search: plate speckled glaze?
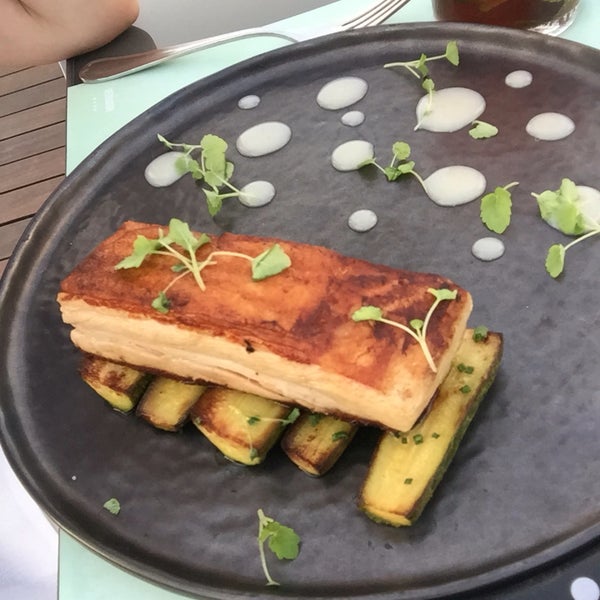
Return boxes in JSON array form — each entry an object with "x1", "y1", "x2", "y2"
[{"x1": 1, "y1": 23, "x2": 599, "y2": 600}]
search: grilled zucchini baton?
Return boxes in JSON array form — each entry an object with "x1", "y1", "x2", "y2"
[{"x1": 359, "y1": 329, "x2": 503, "y2": 526}]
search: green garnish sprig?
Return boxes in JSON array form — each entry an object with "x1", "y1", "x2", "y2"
[
  {"x1": 480, "y1": 182, "x2": 519, "y2": 234},
  {"x1": 532, "y1": 178, "x2": 600, "y2": 278},
  {"x1": 384, "y1": 41, "x2": 459, "y2": 113},
  {"x1": 352, "y1": 288, "x2": 458, "y2": 373},
  {"x1": 257, "y1": 509, "x2": 300, "y2": 586},
  {"x1": 158, "y1": 133, "x2": 243, "y2": 217},
  {"x1": 115, "y1": 218, "x2": 291, "y2": 313},
  {"x1": 359, "y1": 141, "x2": 427, "y2": 191}
]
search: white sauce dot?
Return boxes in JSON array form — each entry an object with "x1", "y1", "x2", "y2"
[
  {"x1": 331, "y1": 140, "x2": 374, "y2": 172},
  {"x1": 348, "y1": 209, "x2": 377, "y2": 232},
  {"x1": 341, "y1": 110, "x2": 365, "y2": 127},
  {"x1": 237, "y1": 94, "x2": 260, "y2": 110},
  {"x1": 239, "y1": 180, "x2": 276, "y2": 207},
  {"x1": 317, "y1": 77, "x2": 368, "y2": 110},
  {"x1": 526, "y1": 112, "x2": 575, "y2": 141},
  {"x1": 571, "y1": 577, "x2": 600, "y2": 600},
  {"x1": 236, "y1": 121, "x2": 292, "y2": 157},
  {"x1": 424, "y1": 166, "x2": 487, "y2": 206},
  {"x1": 505, "y1": 70, "x2": 533, "y2": 88},
  {"x1": 416, "y1": 87, "x2": 486, "y2": 132},
  {"x1": 472, "y1": 237, "x2": 505, "y2": 261},
  {"x1": 144, "y1": 151, "x2": 186, "y2": 187}
]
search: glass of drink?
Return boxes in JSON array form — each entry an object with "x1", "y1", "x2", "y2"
[{"x1": 432, "y1": 0, "x2": 580, "y2": 35}]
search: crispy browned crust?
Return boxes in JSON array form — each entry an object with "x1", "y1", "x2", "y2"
[{"x1": 58, "y1": 221, "x2": 473, "y2": 431}]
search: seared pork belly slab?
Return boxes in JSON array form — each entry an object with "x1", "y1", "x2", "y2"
[{"x1": 57, "y1": 221, "x2": 472, "y2": 432}]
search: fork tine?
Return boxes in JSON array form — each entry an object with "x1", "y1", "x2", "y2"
[{"x1": 342, "y1": 0, "x2": 410, "y2": 29}]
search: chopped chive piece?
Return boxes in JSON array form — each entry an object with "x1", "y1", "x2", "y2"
[
  {"x1": 247, "y1": 416, "x2": 261, "y2": 425},
  {"x1": 472, "y1": 326, "x2": 489, "y2": 342},
  {"x1": 309, "y1": 413, "x2": 323, "y2": 427},
  {"x1": 249, "y1": 447, "x2": 259, "y2": 460},
  {"x1": 404, "y1": 478, "x2": 413, "y2": 485},
  {"x1": 431, "y1": 432, "x2": 440, "y2": 439},
  {"x1": 331, "y1": 430, "x2": 349, "y2": 441},
  {"x1": 401, "y1": 436, "x2": 408, "y2": 444},
  {"x1": 413, "y1": 434, "x2": 424, "y2": 445},
  {"x1": 457, "y1": 363, "x2": 474, "y2": 374},
  {"x1": 459, "y1": 385, "x2": 472, "y2": 394}
]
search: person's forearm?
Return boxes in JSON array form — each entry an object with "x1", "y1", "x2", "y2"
[{"x1": 1, "y1": 0, "x2": 139, "y2": 67}]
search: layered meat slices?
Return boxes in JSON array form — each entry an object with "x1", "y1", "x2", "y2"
[{"x1": 57, "y1": 221, "x2": 472, "y2": 432}]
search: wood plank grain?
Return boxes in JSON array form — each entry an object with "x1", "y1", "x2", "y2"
[
  {"x1": 0, "y1": 175, "x2": 63, "y2": 223},
  {"x1": 0, "y1": 121, "x2": 65, "y2": 165},
  {"x1": 0, "y1": 218, "x2": 30, "y2": 260},
  {"x1": 0, "y1": 78, "x2": 66, "y2": 119},
  {"x1": 0, "y1": 64, "x2": 63, "y2": 97},
  {"x1": 0, "y1": 98, "x2": 65, "y2": 141},
  {"x1": 0, "y1": 147, "x2": 65, "y2": 194},
  {"x1": 0, "y1": 66, "x2": 27, "y2": 77}
]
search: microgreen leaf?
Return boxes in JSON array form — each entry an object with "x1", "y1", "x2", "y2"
[
  {"x1": 257, "y1": 509, "x2": 300, "y2": 586},
  {"x1": 204, "y1": 189, "x2": 223, "y2": 217},
  {"x1": 352, "y1": 306, "x2": 384, "y2": 322},
  {"x1": 480, "y1": 183, "x2": 518, "y2": 234},
  {"x1": 251, "y1": 244, "x2": 292, "y2": 281},
  {"x1": 114, "y1": 235, "x2": 162, "y2": 270},
  {"x1": 392, "y1": 141, "x2": 411, "y2": 161},
  {"x1": 103, "y1": 498, "x2": 121, "y2": 515},
  {"x1": 151, "y1": 291, "x2": 170, "y2": 314},
  {"x1": 167, "y1": 218, "x2": 207, "y2": 252},
  {"x1": 545, "y1": 243, "x2": 566, "y2": 278},
  {"x1": 445, "y1": 41, "x2": 460, "y2": 66},
  {"x1": 469, "y1": 120, "x2": 499, "y2": 139}
]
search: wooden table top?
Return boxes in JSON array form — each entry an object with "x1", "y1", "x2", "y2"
[{"x1": 0, "y1": 63, "x2": 66, "y2": 278}]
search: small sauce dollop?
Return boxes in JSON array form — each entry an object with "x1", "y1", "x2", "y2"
[
  {"x1": 236, "y1": 121, "x2": 292, "y2": 157},
  {"x1": 424, "y1": 166, "x2": 487, "y2": 206},
  {"x1": 341, "y1": 110, "x2": 365, "y2": 127},
  {"x1": 317, "y1": 77, "x2": 368, "y2": 110},
  {"x1": 239, "y1": 181, "x2": 276, "y2": 207},
  {"x1": 416, "y1": 87, "x2": 486, "y2": 132},
  {"x1": 237, "y1": 94, "x2": 261, "y2": 110},
  {"x1": 505, "y1": 70, "x2": 533, "y2": 88},
  {"x1": 144, "y1": 151, "x2": 186, "y2": 187},
  {"x1": 526, "y1": 112, "x2": 575, "y2": 141},
  {"x1": 348, "y1": 209, "x2": 377, "y2": 232},
  {"x1": 331, "y1": 140, "x2": 374, "y2": 172},
  {"x1": 472, "y1": 237, "x2": 505, "y2": 261}
]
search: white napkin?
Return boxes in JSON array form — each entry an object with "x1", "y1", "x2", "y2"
[{"x1": 0, "y1": 448, "x2": 58, "y2": 600}]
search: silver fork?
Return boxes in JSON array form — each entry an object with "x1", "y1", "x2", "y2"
[{"x1": 79, "y1": 0, "x2": 413, "y2": 83}]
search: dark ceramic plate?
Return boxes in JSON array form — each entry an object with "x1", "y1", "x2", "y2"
[{"x1": 1, "y1": 23, "x2": 599, "y2": 600}]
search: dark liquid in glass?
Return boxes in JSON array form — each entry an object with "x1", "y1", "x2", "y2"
[{"x1": 432, "y1": 0, "x2": 578, "y2": 30}]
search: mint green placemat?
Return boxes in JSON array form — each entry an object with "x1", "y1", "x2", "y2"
[
  {"x1": 65, "y1": 0, "x2": 433, "y2": 174},
  {"x1": 60, "y1": 1, "x2": 598, "y2": 598}
]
